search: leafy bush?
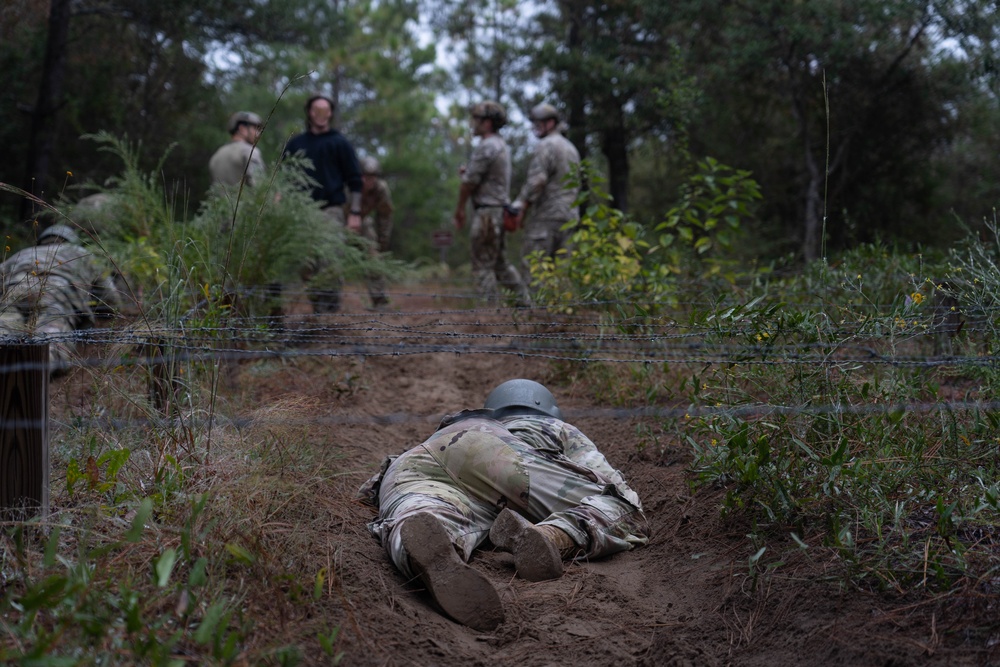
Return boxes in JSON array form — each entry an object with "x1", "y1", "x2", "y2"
[
  {"x1": 77, "y1": 132, "x2": 406, "y2": 321},
  {"x1": 528, "y1": 158, "x2": 761, "y2": 316}
]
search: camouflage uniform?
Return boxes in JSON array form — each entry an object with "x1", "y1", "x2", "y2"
[
  {"x1": 358, "y1": 412, "x2": 649, "y2": 579},
  {"x1": 0, "y1": 242, "x2": 120, "y2": 367},
  {"x1": 359, "y1": 177, "x2": 394, "y2": 307},
  {"x1": 462, "y1": 135, "x2": 530, "y2": 305},
  {"x1": 209, "y1": 140, "x2": 265, "y2": 188},
  {"x1": 514, "y1": 131, "x2": 581, "y2": 282},
  {"x1": 303, "y1": 206, "x2": 347, "y2": 313}
]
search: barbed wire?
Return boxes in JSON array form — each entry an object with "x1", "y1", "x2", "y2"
[
  {"x1": 4, "y1": 285, "x2": 1000, "y2": 432},
  {"x1": 6, "y1": 397, "x2": 999, "y2": 433},
  {"x1": 3, "y1": 284, "x2": 997, "y2": 375}
]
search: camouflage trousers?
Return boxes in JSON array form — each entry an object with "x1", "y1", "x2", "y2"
[
  {"x1": 521, "y1": 216, "x2": 575, "y2": 288},
  {"x1": 470, "y1": 207, "x2": 530, "y2": 306},
  {"x1": 303, "y1": 206, "x2": 346, "y2": 313},
  {"x1": 363, "y1": 417, "x2": 649, "y2": 579},
  {"x1": 0, "y1": 273, "x2": 79, "y2": 366},
  {"x1": 359, "y1": 215, "x2": 388, "y2": 308}
]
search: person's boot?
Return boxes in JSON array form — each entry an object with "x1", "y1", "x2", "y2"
[
  {"x1": 399, "y1": 513, "x2": 504, "y2": 631},
  {"x1": 489, "y1": 508, "x2": 575, "y2": 582}
]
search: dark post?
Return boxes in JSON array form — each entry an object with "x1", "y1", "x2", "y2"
[{"x1": 0, "y1": 343, "x2": 49, "y2": 520}]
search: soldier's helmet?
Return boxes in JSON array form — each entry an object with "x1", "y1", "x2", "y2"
[
  {"x1": 360, "y1": 156, "x2": 381, "y2": 176},
  {"x1": 471, "y1": 100, "x2": 507, "y2": 130},
  {"x1": 228, "y1": 111, "x2": 263, "y2": 135},
  {"x1": 38, "y1": 224, "x2": 80, "y2": 246},
  {"x1": 529, "y1": 103, "x2": 561, "y2": 123},
  {"x1": 484, "y1": 379, "x2": 562, "y2": 420}
]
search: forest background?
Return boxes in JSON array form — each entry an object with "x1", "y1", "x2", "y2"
[
  {"x1": 3, "y1": 0, "x2": 1000, "y2": 266},
  {"x1": 7, "y1": 2, "x2": 1000, "y2": 663}
]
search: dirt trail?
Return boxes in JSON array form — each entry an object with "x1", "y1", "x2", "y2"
[
  {"x1": 255, "y1": 285, "x2": 991, "y2": 666},
  {"x1": 58, "y1": 283, "x2": 993, "y2": 665}
]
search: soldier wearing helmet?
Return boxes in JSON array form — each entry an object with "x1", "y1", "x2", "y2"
[
  {"x1": 453, "y1": 100, "x2": 530, "y2": 306},
  {"x1": 0, "y1": 225, "x2": 123, "y2": 373},
  {"x1": 510, "y1": 101, "x2": 582, "y2": 287},
  {"x1": 209, "y1": 110, "x2": 265, "y2": 188},
  {"x1": 282, "y1": 92, "x2": 364, "y2": 313},
  {"x1": 357, "y1": 155, "x2": 394, "y2": 309},
  {"x1": 358, "y1": 378, "x2": 649, "y2": 630}
]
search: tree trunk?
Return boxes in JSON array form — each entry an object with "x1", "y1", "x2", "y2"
[
  {"x1": 21, "y1": 0, "x2": 72, "y2": 223},
  {"x1": 601, "y1": 104, "x2": 629, "y2": 212},
  {"x1": 563, "y1": 0, "x2": 587, "y2": 161},
  {"x1": 789, "y1": 78, "x2": 823, "y2": 262},
  {"x1": 802, "y1": 150, "x2": 823, "y2": 262}
]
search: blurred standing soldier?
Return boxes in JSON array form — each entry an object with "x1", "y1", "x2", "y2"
[
  {"x1": 209, "y1": 111, "x2": 265, "y2": 188},
  {"x1": 359, "y1": 156, "x2": 393, "y2": 309},
  {"x1": 510, "y1": 103, "x2": 581, "y2": 287},
  {"x1": 283, "y1": 93, "x2": 364, "y2": 313},
  {"x1": 453, "y1": 101, "x2": 531, "y2": 307},
  {"x1": 0, "y1": 225, "x2": 121, "y2": 373}
]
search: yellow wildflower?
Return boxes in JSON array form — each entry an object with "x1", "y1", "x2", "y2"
[{"x1": 910, "y1": 292, "x2": 924, "y2": 305}]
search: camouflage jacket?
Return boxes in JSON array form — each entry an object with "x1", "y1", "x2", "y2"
[
  {"x1": 461, "y1": 134, "x2": 510, "y2": 208},
  {"x1": 209, "y1": 140, "x2": 265, "y2": 188},
  {"x1": 514, "y1": 132, "x2": 581, "y2": 223},
  {"x1": 360, "y1": 178, "x2": 394, "y2": 252},
  {"x1": 358, "y1": 410, "x2": 643, "y2": 514},
  {"x1": 0, "y1": 243, "x2": 121, "y2": 324}
]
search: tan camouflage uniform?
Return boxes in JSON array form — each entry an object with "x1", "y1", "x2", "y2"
[
  {"x1": 0, "y1": 243, "x2": 120, "y2": 367},
  {"x1": 359, "y1": 177, "x2": 394, "y2": 307},
  {"x1": 209, "y1": 140, "x2": 265, "y2": 188},
  {"x1": 462, "y1": 135, "x2": 530, "y2": 305},
  {"x1": 514, "y1": 131, "x2": 581, "y2": 283},
  {"x1": 358, "y1": 412, "x2": 649, "y2": 579}
]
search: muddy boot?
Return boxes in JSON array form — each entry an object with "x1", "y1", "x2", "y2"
[
  {"x1": 399, "y1": 513, "x2": 504, "y2": 631},
  {"x1": 489, "y1": 508, "x2": 572, "y2": 582}
]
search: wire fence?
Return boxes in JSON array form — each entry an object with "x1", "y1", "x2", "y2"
[{"x1": 4, "y1": 283, "x2": 998, "y2": 430}]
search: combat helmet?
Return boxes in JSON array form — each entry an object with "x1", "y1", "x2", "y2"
[
  {"x1": 484, "y1": 379, "x2": 562, "y2": 420},
  {"x1": 38, "y1": 224, "x2": 80, "y2": 246},
  {"x1": 471, "y1": 100, "x2": 507, "y2": 130},
  {"x1": 360, "y1": 156, "x2": 381, "y2": 176},
  {"x1": 528, "y1": 103, "x2": 561, "y2": 123},
  {"x1": 228, "y1": 110, "x2": 262, "y2": 135}
]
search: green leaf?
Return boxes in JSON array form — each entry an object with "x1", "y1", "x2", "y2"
[
  {"x1": 17, "y1": 575, "x2": 68, "y2": 611},
  {"x1": 43, "y1": 527, "x2": 60, "y2": 568},
  {"x1": 314, "y1": 567, "x2": 326, "y2": 600},
  {"x1": 155, "y1": 548, "x2": 178, "y2": 588},
  {"x1": 887, "y1": 406, "x2": 906, "y2": 425},
  {"x1": 98, "y1": 448, "x2": 131, "y2": 482},
  {"x1": 224, "y1": 542, "x2": 256, "y2": 565},
  {"x1": 189, "y1": 557, "x2": 209, "y2": 588},
  {"x1": 126, "y1": 498, "x2": 153, "y2": 542},
  {"x1": 194, "y1": 601, "x2": 227, "y2": 645}
]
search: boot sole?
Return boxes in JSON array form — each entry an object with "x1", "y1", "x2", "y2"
[
  {"x1": 400, "y1": 513, "x2": 504, "y2": 631},
  {"x1": 489, "y1": 509, "x2": 563, "y2": 582}
]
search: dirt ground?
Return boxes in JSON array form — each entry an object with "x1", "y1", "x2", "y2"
[{"x1": 58, "y1": 283, "x2": 1000, "y2": 666}]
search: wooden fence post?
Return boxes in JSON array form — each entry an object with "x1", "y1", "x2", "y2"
[{"x1": 0, "y1": 343, "x2": 49, "y2": 520}]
